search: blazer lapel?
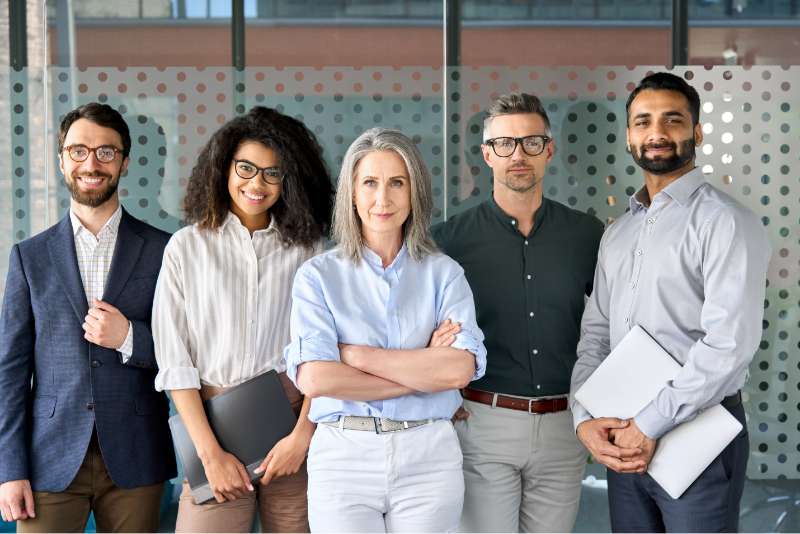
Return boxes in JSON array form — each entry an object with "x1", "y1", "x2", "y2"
[
  {"x1": 103, "y1": 209, "x2": 144, "y2": 304},
  {"x1": 48, "y1": 216, "x2": 89, "y2": 323}
]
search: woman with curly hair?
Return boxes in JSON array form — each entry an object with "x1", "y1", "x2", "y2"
[{"x1": 152, "y1": 106, "x2": 333, "y2": 532}]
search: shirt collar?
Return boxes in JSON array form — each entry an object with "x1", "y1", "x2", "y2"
[
  {"x1": 662, "y1": 167, "x2": 706, "y2": 206},
  {"x1": 70, "y1": 204, "x2": 123, "y2": 238},
  {"x1": 628, "y1": 167, "x2": 706, "y2": 213},
  {"x1": 487, "y1": 194, "x2": 550, "y2": 235},
  {"x1": 362, "y1": 242, "x2": 407, "y2": 273},
  {"x1": 219, "y1": 211, "x2": 279, "y2": 236}
]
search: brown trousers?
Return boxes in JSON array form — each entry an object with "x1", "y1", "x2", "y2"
[
  {"x1": 175, "y1": 372, "x2": 309, "y2": 533},
  {"x1": 17, "y1": 433, "x2": 164, "y2": 533}
]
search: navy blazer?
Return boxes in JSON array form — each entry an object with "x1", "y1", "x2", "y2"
[{"x1": 0, "y1": 209, "x2": 177, "y2": 491}]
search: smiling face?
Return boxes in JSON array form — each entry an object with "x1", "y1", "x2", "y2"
[
  {"x1": 59, "y1": 118, "x2": 128, "y2": 209},
  {"x1": 227, "y1": 140, "x2": 282, "y2": 229},
  {"x1": 626, "y1": 89, "x2": 702, "y2": 176},
  {"x1": 482, "y1": 113, "x2": 553, "y2": 194},
  {"x1": 353, "y1": 150, "x2": 412, "y2": 245}
]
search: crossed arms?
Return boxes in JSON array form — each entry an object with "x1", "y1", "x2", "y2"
[{"x1": 297, "y1": 320, "x2": 475, "y2": 400}]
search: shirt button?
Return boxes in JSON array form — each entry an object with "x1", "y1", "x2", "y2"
[
  {"x1": 536, "y1": 385, "x2": 541, "y2": 390},
  {"x1": 524, "y1": 240, "x2": 529, "y2": 246},
  {"x1": 647, "y1": 217, "x2": 655, "y2": 224},
  {"x1": 511, "y1": 220, "x2": 516, "y2": 226},
  {"x1": 86, "y1": 403, "x2": 95, "y2": 411},
  {"x1": 526, "y1": 274, "x2": 532, "y2": 280},
  {"x1": 625, "y1": 317, "x2": 631, "y2": 324},
  {"x1": 635, "y1": 249, "x2": 643, "y2": 256},
  {"x1": 529, "y1": 312, "x2": 534, "y2": 318},
  {"x1": 91, "y1": 360, "x2": 101, "y2": 368},
  {"x1": 532, "y1": 349, "x2": 539, "y2": 355}
]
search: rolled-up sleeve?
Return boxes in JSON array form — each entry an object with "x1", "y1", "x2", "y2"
[
  {"x1": 634, "y1": 207, "x2": 770, "y2": 439},
  {"x1": 437, "y1": 268, "x2": 487, "y2": 380},
  {"x1": 284, "y1": 264, "x2": 341, "y2": 386},
  {"x1": 152, "y1": 239, "x2": 200, "y2": 391}
]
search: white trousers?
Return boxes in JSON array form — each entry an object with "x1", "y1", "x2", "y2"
[
  {"x1": 307, "y1": 419, "x2": 464, "y2": 533},
  {"x1": 456, "y1": 399, "x2": 588, "y2": 533}
]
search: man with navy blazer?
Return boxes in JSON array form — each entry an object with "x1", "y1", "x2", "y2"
[{"x1": 0, "y1": 103, "x2": 175, "y2": 532}]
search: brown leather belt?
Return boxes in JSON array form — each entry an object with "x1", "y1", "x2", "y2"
[{"x1": 462, "y1": 387, "x2": 568, "y2": 414}]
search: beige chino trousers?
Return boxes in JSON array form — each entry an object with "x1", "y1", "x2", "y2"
[{"x1": 456, "y1": 398, "x2": 587, "y2": 533}]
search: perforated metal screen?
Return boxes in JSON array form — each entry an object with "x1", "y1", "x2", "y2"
[{"x1": 2, "y1": 65, "x2": 797, "y2": 479}]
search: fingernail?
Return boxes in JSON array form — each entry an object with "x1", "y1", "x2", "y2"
[{"x1": 254, "y1": 467, "x2": 262, "y2": 473}]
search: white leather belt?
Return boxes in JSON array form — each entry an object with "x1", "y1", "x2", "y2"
[{"x1": 321, "y1": 416, "x2": 434, "y2": 434}]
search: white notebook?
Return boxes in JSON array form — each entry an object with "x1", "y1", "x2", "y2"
[{"x1": 574, "y1": 325, "x2": 742, "y2": 499}]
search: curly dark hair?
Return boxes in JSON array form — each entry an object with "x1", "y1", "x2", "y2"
[
  {"x1": 183, "y1": 106, "x2": 334, "y2": 247},
  {"x1": 59, "y1": 102, "x2": 131, "y2": 158}
]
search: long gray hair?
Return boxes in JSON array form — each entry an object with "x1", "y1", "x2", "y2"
[{"x1": 333, "y1": 128, "x2": 438, "y2": 263}]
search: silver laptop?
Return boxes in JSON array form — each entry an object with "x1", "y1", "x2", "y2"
[
  {"x1": 169, "y1": 370, "x2": 297, "y2": 504},
  {"x1": 574, "y1": 325, "x2": 742, "y2": 499}
]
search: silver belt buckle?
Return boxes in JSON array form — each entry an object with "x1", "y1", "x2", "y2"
[
  {"x1": 374, "y1": 417, "x2": 384, "y2": 434},
  {"x1": 527, "y1": 397, "x2": 547, "y2": 413}
]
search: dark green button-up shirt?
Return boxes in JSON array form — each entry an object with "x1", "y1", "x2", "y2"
[{"x1": 433, "y1": 196, "x2": 604, "y2": 397}]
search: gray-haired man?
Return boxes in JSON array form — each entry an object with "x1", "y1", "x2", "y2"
[{"x1": 433, "y1": 93, "x2": 604, "y2": 532}]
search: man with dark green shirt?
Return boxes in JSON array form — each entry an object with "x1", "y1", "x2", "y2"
[{"x1": 433, "y1": 93, "x2": 604, "y2": 533}]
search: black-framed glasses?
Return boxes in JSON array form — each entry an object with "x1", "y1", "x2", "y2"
[
  {"x1": 233, "y1": 160, "x2": 284, "y2": 185},
  {"x1": 485, "y1": 135, "x2": 551, "y2": 157},
  {"x1": 62, "y1": 144, "x2": 122, "y2": 163}
]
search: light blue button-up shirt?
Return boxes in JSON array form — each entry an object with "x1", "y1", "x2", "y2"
[
  {"x1": 570, "y1": 168, "x2": 771, "y2": 439},
  {"x1": 284, "y1": 244, "x2": 487, "y2": 423}
]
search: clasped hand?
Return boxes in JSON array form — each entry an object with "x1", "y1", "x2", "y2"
[{"x1": 576, "y1": 417, "x2": 656, "y2": 474}]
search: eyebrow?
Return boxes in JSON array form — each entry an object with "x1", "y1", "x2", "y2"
[
  {"x1": 236, "y1": 159, "x2": 279, "y2": 168},
  {"x1": 632, "y1": 110, "x2": 687, "y2": 120},
  {"x1": 360, "y1": 175, "x2": 408, "y2": 180},
  {"x1": 66, "y1": 143, "x2": 120, "y2": 148}
]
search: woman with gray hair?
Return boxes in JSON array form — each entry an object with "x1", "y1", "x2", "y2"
[{"x1": 284, "y1": 128, "x2": 487, "y2": 532}]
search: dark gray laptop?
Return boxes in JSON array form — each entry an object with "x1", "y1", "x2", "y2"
[{"x1": 168, "y1": 370, "x2": 297, "y2": 504}]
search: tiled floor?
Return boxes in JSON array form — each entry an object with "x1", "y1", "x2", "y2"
[
  {"x1": 155, "y1": 464, "x2": 800, "y2": 532},
  {"x1": 575, "y1": 464, "x2": 800, "y2": 532}
]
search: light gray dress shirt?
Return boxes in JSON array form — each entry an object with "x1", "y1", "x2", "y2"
[{"x1": 570, "y1": 167, "x2": 771, "y2": 439}]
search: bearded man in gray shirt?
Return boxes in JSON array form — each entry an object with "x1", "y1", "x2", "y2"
[{"x1": 570, "y1": 72, "x2": 771, "y2": 532}]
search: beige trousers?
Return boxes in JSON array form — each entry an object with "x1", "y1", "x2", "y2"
[
  {"x1": 456, "y1": 398, "x2": 588, "y2": 533},
  {"x1": 175, "y1": 467, "x2": 309, "y2": 533}
]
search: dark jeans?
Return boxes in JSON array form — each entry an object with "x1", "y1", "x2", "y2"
[{"x1": 607, "y1": 401, "x2": 748, "y2": 533}]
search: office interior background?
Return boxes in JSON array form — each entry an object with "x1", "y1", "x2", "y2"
[{"x1": 0, "y1": 0, "x2": 798, "y2": 531}]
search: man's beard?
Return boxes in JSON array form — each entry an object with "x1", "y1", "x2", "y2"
[
  {"x1": 66, "y1": 171, "x2": 120, "y2": 207},
  {"x1": 631, "y1": 138, "x2": 695, "y2": 175},
  {"x1": 499, "y1": 167, "x2": 542, "y2": 193}
]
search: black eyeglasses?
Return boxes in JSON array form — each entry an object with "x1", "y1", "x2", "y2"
[
  {"x1": 233, "y1": 160, "x2": 284, "y2": 185},
  {"x1": 485, "y1": 135, "x2": 551, "y2": 157},
  {"x1": 62, "y1": 144, "x2": 123, "y2": 163}
]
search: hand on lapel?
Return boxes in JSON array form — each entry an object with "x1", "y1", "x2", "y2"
[{"x1": 83, "y1": 299, "x2": 130, "y2": 350}]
